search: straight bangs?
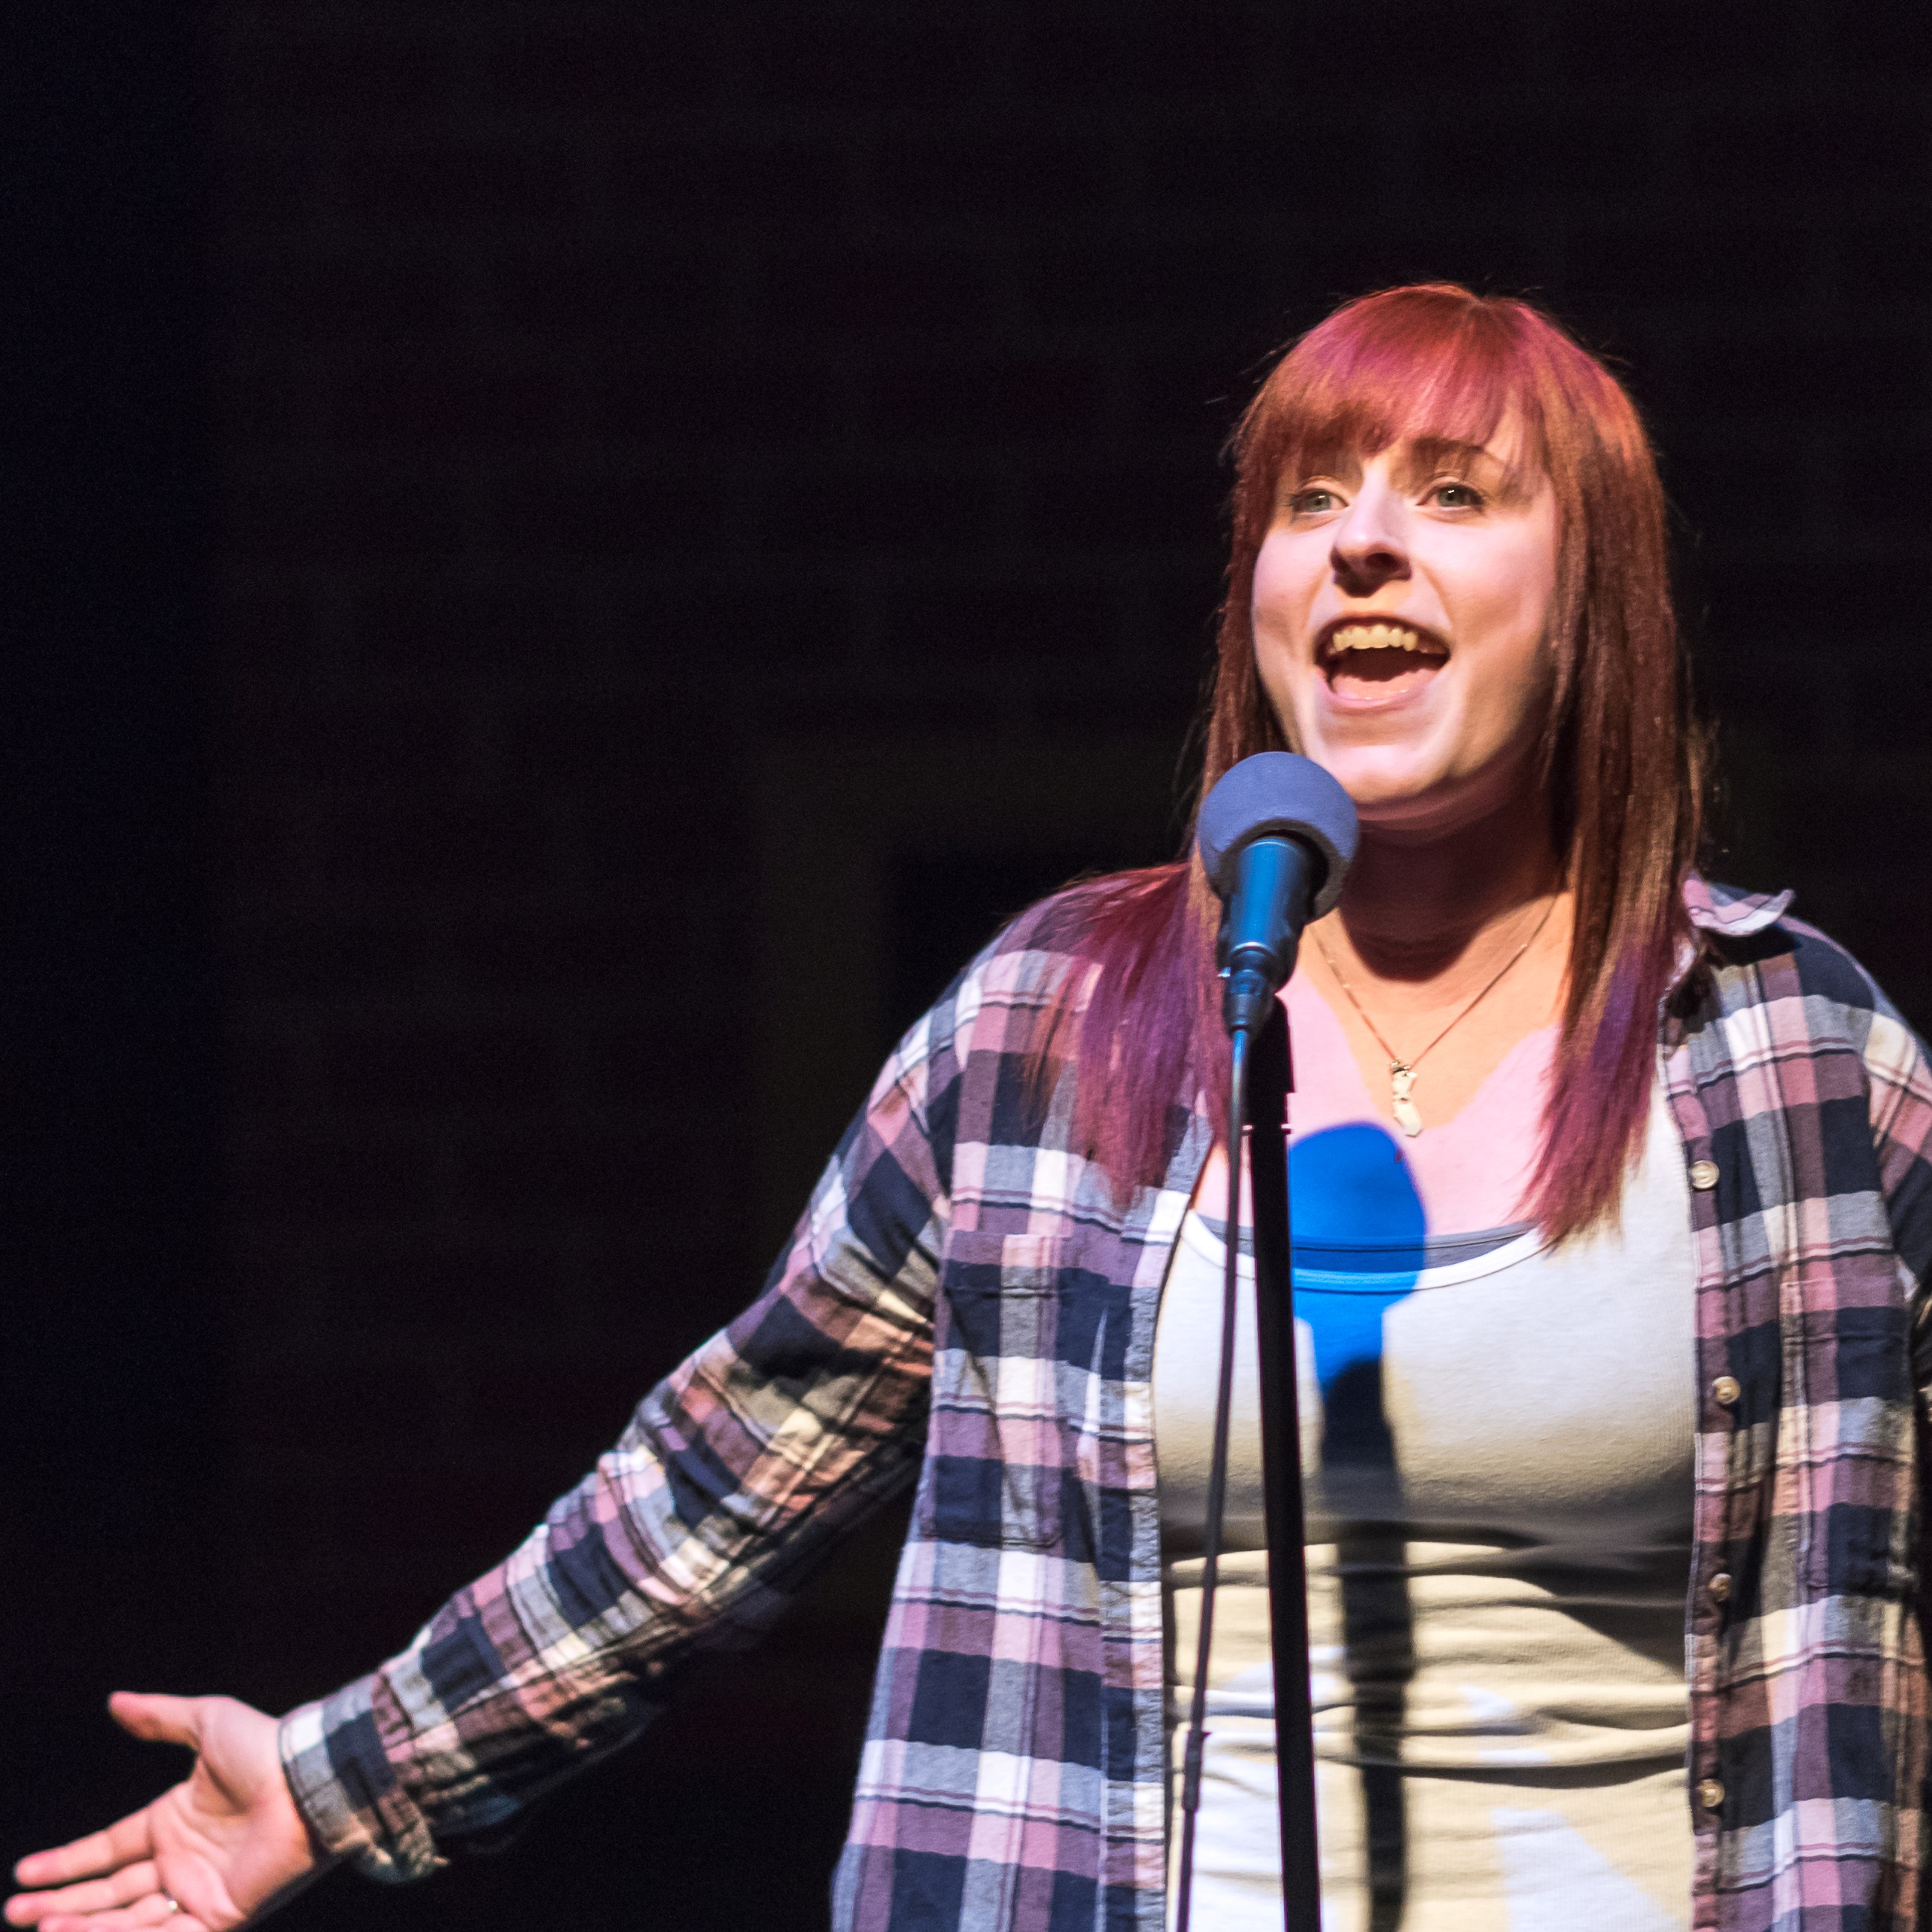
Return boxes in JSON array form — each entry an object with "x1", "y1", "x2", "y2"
[{"x1": 1232, "y1": 298, "x2": 1544, "y2": 557}]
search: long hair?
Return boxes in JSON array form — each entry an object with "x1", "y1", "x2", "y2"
[{"x1": 1026, "y1": 284, "x2": 1703, "y2": 1243}]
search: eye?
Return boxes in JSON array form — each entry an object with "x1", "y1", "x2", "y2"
[
  {"x1": 1288, "y1": 485, "x2": 1344, "y2": 517},
  {"x1": 1426, "y1": 479, "x2": 1485, "y2": 511}
]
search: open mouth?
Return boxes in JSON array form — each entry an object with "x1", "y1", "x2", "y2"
[{"x1": 1317, "y1": 620, "x2": 1450, "y2": 704}]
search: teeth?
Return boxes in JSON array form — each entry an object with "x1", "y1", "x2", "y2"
[{"x1": 1326, "y1": 623, "x2": 1442, "y2": 655}]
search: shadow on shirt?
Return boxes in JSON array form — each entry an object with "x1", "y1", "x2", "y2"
[{"x1": 1292, "y1": 1122, "x2": 1427, "y2": 1932}]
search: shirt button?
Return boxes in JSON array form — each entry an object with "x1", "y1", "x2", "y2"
[
  {"x1": 1707, "y1": 1572, "x2": 1732, "y2": 1602},
  {"x1": 1689, "y1": 1159, "x2": 1720, "y2": 1191},
  {"x1": 1711, "y1": 1375, "x2": 1741, "y2": 1408},
  {"x1": 1697, "y1": 1778, "x2": 1725, "y2": 1811}
]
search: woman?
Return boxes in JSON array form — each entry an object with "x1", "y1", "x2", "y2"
[{"x1": 11, "y1": 284, "x2": 1932, "y2": 1932}]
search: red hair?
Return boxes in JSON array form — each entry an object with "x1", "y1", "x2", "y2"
[{"x1": 1026, "y1": 284, "x2": 1703, "y2": 1242}]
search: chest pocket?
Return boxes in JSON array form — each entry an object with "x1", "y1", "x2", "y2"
[{"x1": 917, "y1": 1231, "x2": 1067, "y2": 1550}]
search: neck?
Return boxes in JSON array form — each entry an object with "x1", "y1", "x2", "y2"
[{"x1": 1328, "y1": 786, "x2": 1562, "y2": 983}]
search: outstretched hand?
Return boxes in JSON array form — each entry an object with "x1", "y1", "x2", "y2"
[{"x1": 7, "y1": 1694, "x2": 327, "y2": 1931}]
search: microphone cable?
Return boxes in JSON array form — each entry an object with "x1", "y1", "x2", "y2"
[{"x1": 1174, "y1": 1021, "x2": 1252, "y2": 1932}]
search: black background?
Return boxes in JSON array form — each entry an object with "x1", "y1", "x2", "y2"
[{"x1": 5, "y1": 4, "x2": 1931, "y2": 1928}]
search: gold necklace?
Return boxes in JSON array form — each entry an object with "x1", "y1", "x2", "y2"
[{"x1": 1312, "y1": 896, "x2": 1559, "y2": 1139}]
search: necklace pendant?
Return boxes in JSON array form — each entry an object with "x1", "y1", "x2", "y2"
[{"x1": 1389, "y1": 1063, "x2": 1424, "y2": 1139}]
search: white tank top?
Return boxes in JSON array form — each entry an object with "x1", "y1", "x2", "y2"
[{"x1": 1155, "y1": 1076, "x2": 1697, "y2": 1931}]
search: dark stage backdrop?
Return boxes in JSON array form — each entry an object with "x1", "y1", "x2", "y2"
[
  {"x1": 6, "y1": 4, "x2": 1932, "y2": 1928},
  {"x1": 0, "y1": 0, "x2": 222, "y2": 1870}
]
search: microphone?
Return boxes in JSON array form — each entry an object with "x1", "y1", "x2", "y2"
[{"x1": 1196, "y1": 751, "x2": 1359, "y2": 1035}]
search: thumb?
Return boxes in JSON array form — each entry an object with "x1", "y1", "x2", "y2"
[{"x1": 108, "y1": 1691, "x2": 206, "y2": 1750}]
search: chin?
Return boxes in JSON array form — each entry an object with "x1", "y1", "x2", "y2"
[
  {"x1": 1304, "y1": 740, "x2": 1450, "y2": 808},
  {"x1": 1335, "y1": 750, "x2": 1534, "y2": 840}
]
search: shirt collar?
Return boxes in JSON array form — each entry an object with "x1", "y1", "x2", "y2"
[
  {"x1": 1683, "y1": 874, "x2": 1793, "y2": 937},
  {"x1": 1666, "y1": 874, "x2": 1794, "y2": 1009}
]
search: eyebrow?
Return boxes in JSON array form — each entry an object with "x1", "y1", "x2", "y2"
[
  {"x1": 1280, "y1": 436, "x2": 1533, "y2": 505},
  {"x1": 1392, "y1": 437, "x2": 1525, "y2": 494}
]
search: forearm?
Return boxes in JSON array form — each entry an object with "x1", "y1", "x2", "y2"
[
  {"x1": 280, "y1": 1226, "x2": 936, "y2": 1874},
  {"x1": 278, "y1": 1521, "x2": 680, "y2": 1889}
]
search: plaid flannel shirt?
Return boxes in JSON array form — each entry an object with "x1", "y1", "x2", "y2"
[{"x1": 281, "y1": 878, "x2": 1932, "y2": 1932}]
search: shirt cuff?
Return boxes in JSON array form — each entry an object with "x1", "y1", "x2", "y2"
[{"x1": 278, "y1": 1677, "x2": 445, "y2": 1884}]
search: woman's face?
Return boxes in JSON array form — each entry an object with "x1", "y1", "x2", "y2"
[{"x1": 1251, "y1": 425, "x2": 1561, "y2": 836}]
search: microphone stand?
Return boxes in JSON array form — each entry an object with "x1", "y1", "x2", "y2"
[
  {"x1": 1248, "y1": 1001, "x2": 1322, "y2": 1928},
  {"x1": 1175, "y1": 997, "x2": 1320, "y2": 1932}
]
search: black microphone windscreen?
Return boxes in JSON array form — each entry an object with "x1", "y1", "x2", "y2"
[{"x1": 1196, "y1": 752, "x2": 1359, "y2": 917}]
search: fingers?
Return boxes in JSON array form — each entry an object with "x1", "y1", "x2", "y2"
[
  {"x1": 32, "y1": 1901, "x2": 203, "y2": 1932},
  {"x1": 12, "y1": 1812, "x2": 154, "y2": 1893},
  {"x1": 6, "y1": 1859, "x2": 167, "y2": 1923},
  {"x1": 13, "y1": 1697, "x2": 204, "y2": 1893},
  {"x1": 8, "y1": 1860, "x2": 200, "y2": 1931},
  {"x1": 106, "y1": 1697, "x2": 205, "y2": 1752}
]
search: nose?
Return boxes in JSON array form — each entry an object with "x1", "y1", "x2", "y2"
[{"x1": 1329, "y1": 485, "x2": 1411, "y2": 597}]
